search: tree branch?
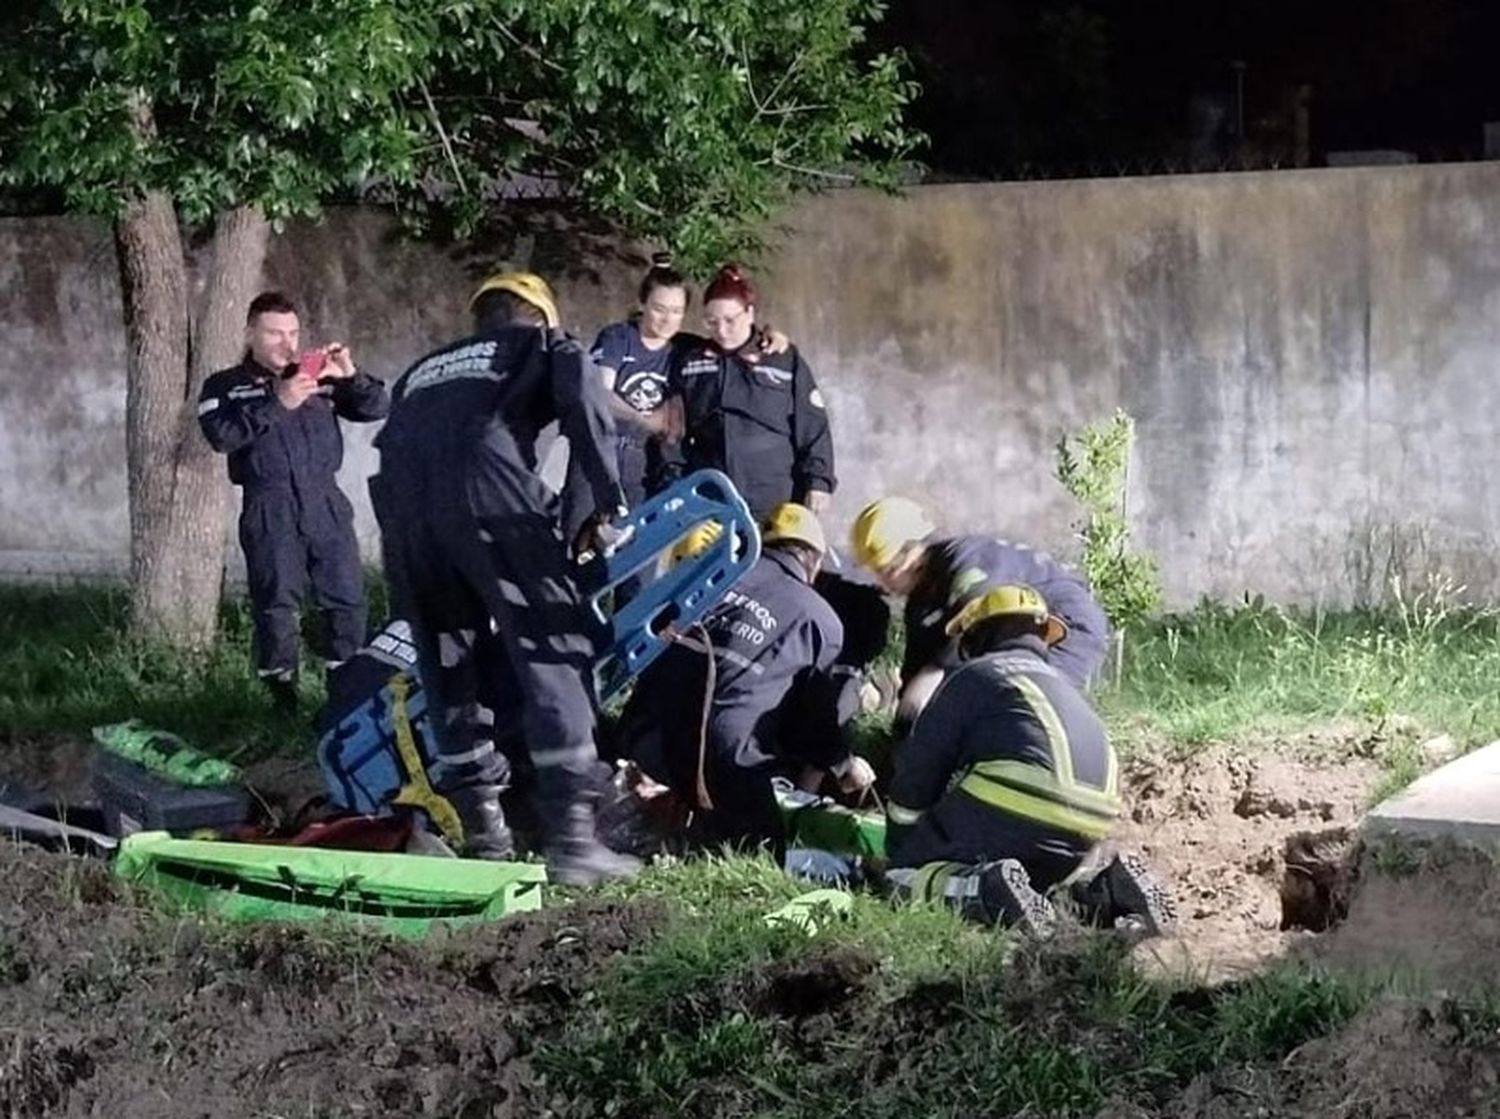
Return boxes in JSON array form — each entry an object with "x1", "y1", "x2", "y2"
[
  {"x1": 752, "y1": 46, "x2": 810, "y2": 122},
  {"x1": 419, "y1": 77, "x2": 468, "y2": 195},
  {"x1": 762, "y1": 155, "x2": 857, "y2": 183},
  {"x1": 740, "y1": 38, "x2": 815, "y2": 126},
  {"x1": 759, "y1": 103, "x2": 830, "y2": 117},
  {"x1": 489, "y1": 15, "x2": 566, "y2": 74}
]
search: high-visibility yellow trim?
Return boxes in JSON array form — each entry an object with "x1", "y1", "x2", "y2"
[
  {"x1": 959, "y1": 758, "x2": 1121, "y2": 841},
  {"x1": 387, "y1": 675, "x2": 465, "y2": 845},
  {"x1": 957, "y1": 778, "x2": 1116, "y2": 841},
  {"x1": 967, "y1": 760, "x2": 1122, "y2": 817},
  {"x1": 1011, "y1": 674, "x2": 1076, "y2": 788},
  {"x1": 908, "y1": 861, "x2": 961, "y2": 905},
  {"x1": 887, "y1": 802, "x2": 924, "y2": 826}
]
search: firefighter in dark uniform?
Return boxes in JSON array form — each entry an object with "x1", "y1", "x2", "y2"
[
  {"x1": 665, "y1": 263, "x2": 836, "y2": 522},
  {"x1": 884, "y1": 585, "x2": 1174, "y2": 935},
  {"x1": 370, "y1": 271, "x2": 637, "y2": 886},
  {"x1": 619, "y1": 504, "x2": 875, "y2": 854},
  {"x1": 198, "y1": 290, "x2": 388, "y2": 713},
  {"x1": 815, "y1": 555, "x2": 896, "y2": 723},
  {"x1": 850, "y1": 497, "x2": 1110, "y2": 721},
  {"x1": 775, "y1": 552, "x2": 896, "y2": 775}
]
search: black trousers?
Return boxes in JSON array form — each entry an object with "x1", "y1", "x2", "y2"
[
  {"x1": 376, "y1": 490, "x2": 607, "y2": 810},
  {"x1": 619, "y1": 661, "x2": 787, "y2": 860},
  {"x1": 239, "y1": 485, "x2": 366, "y2": 679}
]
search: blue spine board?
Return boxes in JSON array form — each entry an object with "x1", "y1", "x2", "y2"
[{"x1": 591, "y1": 470, "x2": 762, "y2": 701}]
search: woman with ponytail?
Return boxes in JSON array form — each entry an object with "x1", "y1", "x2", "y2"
[{"x1": 666, "y1": 262, "x2": 836, "y2": 520}]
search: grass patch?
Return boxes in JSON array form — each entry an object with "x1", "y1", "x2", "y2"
[
  {"x1": 0, "y1": 584, "x2": 346, "y2": 761},
  {"x1": 6, "y1": 582, "x2": 1500, "y2": 1113},
  {"x1": 539, "y1": 855, "x2": 1377, "y2": 1118},
  {"x1": 1104, "y1": 586, "x2": 1500, "y2": 758},
  {"x1": 3, "y1": 579, "x2": 1497, "y2": 792}
]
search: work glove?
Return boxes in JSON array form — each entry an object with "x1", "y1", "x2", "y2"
[{"x1": 831, "y1": 755, "x2": 876, "y2": 796}]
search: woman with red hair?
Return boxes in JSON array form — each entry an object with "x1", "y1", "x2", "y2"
[{"x1": 666, "y1": 263, "x2": 836, "y2": 520}]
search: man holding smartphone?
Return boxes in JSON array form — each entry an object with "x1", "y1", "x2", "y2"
[{"x1": 198, "y1": 291, "x2": 389, "y2": 714}]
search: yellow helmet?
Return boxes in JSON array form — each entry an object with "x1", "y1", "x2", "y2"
[
  {"x1": 469, "y1": 271, "x2": 560, "y2": 329},
  {"x1": 762, "y1": 502, "x2": 827, "y2": 555},
  {"x1": 850, "y1": 497, "x2": 934, "y2": 571},
  {"x1": 946, "y1": 584, "x2": 1068, "y2": 646},
  {"x1": 667, "y1": 520, "x2": 725, "y2": 567}
]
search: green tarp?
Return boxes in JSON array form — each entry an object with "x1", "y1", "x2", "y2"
[{"x1": 115, "y1": 832, "x2": 546, "y2": 937}]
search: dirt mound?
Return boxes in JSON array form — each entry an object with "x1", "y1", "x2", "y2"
[
  {"x1": 1103, "y1": 999, "x2": 1500, "y2": 1118},
  {"x1": 1116, "y1": 742, "x2": 1381, "y2": 980},
  {"x1": 0, "y1": 850, "x2": 664, "y2": 1118}
]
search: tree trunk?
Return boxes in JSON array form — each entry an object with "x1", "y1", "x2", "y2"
[
  {"x1": 117, "y1": 197, "x2": 270, "y2": 648},
  {"x1": 117, "y1": 190, "x2": 194, "y2": 642}
]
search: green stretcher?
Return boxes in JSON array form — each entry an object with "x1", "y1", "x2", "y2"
[
  {"x1": 775, "y1": 783, "x2": 887, "y2": 859},
  {"x1": 114, "y1": 832, "x2": 546, "y2": 937}
]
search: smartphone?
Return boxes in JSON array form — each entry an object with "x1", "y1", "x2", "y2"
[{"x1": 297, "y1": 350, "x2": 328, "y2": 379}]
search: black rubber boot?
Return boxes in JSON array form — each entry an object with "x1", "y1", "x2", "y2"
[
  {"x1": 975, "y1": 858, "x2": 1058, "y2": 935},
  {"x1": 1070, "y1": 852, "x2": 1177, "y2": 939},
  {"x1": 447, "y1": 784, "x2": 517, "y2": 861},
  {"x1": 542, "y1": 802, "x2": 642, "y2": 887},
  {"x1": 264, "y1": 675, "x2": 299, "y2": 718}
]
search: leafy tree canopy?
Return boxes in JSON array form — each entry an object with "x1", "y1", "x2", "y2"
[{"x1": 0, "y1": 0, "x2": 921, "y2": 268}]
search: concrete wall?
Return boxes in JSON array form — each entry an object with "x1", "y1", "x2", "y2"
[{"x1": 5, "y1": 162, "x2": 1500, "y2": 607}]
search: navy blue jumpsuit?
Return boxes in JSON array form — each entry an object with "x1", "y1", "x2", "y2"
[
  {"x1": 198, "y1": 357, "x2": 388, "y2": 680},
  {"x1": 667, "y1": 332, "x2": 836, "y2": 521},
  {"x1": 887, "y1": 635, "x2": 1121, "y2": 890},
  {"x1": 903, "y1": 535, "x2": 1110, "y2": 689},
  {"x1": 370, "y1": 326, "x2": 624, "y2": 810},
  {"x1": 620, "y1": 548, "x2": 847, "y2": 851},
  {"x1": 777, "y1": 553, "x2": 892, "y2": 763}
]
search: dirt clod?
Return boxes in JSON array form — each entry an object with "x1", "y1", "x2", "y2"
[
  {"x1": 1279, "y1": 827, "x2": 1361, "y2": 932},
  {"x1": 755, "y1": 945, "x2": 877, "y2": 1019}
]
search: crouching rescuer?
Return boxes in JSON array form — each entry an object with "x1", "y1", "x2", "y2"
[
  {"x1": 618, "y1": 503, "x2": 875, "y2": 856},
  {"x1": 370, "y1": 271, "x2": 637, "y2": 886},
  {"x1": 885, "y1": 585, "x2": 1175, "y2": 935}
]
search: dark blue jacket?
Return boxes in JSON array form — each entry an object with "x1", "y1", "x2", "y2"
[
  {"x1": 902, "y1": 535, "x2": 1110, "y2": 688},
  {"x1": 198, "y1": 357, "x2": 388, "y2": 490},
  {"x1": 887, "y1": 636, "x2": 1120, "y2": 865},
  {"x1": 375, "y1": 326, "x2": 623, "y2": 522},
  {"x1": 667, "y1": 332, "x2": 836, "y2": 520},
  {"x1": 625, "y1": 548, "x2": 847, "y2": 774}
]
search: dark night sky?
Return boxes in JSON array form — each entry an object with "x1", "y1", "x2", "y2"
[{"x1": 878, "y1": 0, "x2": 1500, "y2": 176}]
